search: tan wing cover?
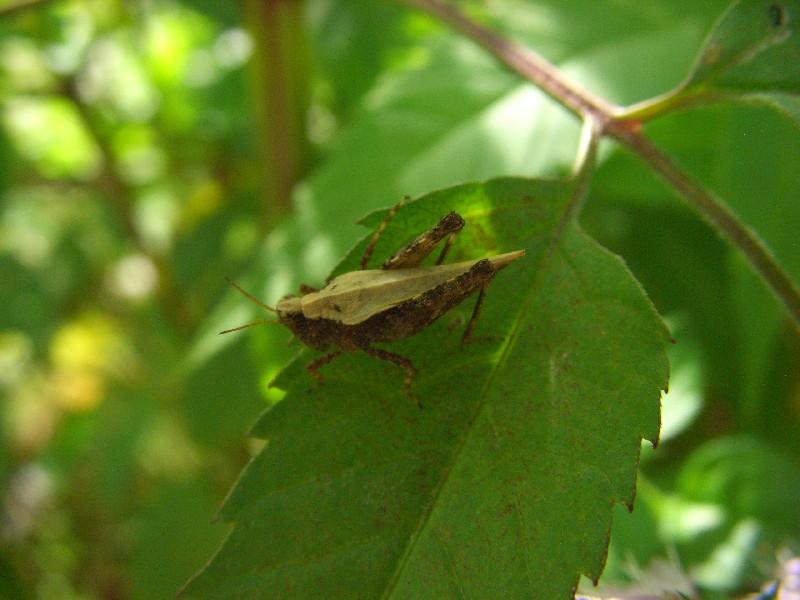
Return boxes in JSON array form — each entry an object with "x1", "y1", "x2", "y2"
[{"x1": 301, "y1": 250, "x2": 525, "y2": 325}]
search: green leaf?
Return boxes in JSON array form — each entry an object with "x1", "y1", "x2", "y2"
[
  {"x1": 182, "y1": 177, "x2": 670, "y2": 598},
  {"x1": 676, "y1": 0, "x2": 800, "y2": 125},
  {"x1": 685, "y1": 0, "x2": 800, "y2": 92}
]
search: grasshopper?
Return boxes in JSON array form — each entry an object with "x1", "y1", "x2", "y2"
[{"x1": 223, "y1": 202, "x2": 525, "y2": 404}]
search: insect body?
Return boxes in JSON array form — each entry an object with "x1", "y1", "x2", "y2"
[{"x1": 223, "y1": 203, "x2": 525, "y2": 403}]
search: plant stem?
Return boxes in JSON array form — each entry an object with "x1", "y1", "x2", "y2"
[
  {"x1": 398, "y1": 0, "x2": 800, "y2": 329},
  {"x1": 246, "y1": 0, "x2": 313, "y2": 232}
]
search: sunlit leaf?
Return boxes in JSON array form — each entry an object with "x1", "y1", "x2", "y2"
[{"x1": 2, "y1": 97, "x2": 102, "y2": 179}]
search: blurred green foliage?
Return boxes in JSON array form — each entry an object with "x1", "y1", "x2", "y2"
[
  {"x1": 0, "y1": 1, "x2": 265, "y2": 598},
  {"x1": 0, "y1": 1, "x2": 798, "y2": 599}
]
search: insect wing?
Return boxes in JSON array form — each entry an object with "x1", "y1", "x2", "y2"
[{"x1": 301, "y1": 250, "x2": 524, "y2": 325}]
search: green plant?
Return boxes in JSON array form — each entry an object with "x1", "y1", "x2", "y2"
[
  {"x1": 2, "y1": 1, "x2": 798, "y2": 599},
  {"x1": 184, "y1": 1, "x2": 800, "y2": 598}
]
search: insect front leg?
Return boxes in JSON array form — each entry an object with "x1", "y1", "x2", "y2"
[
  {"x1": 361, "y1": 346, "x2": 420, "y2": 407},
  {"x1": 305, "y1": 349, "x2": 343, "y2": 387},
  {"x1": 360, "y1": 197, "x2": 407, "y2": 270}
]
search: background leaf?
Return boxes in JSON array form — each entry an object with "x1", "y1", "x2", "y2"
[
  {"x1": 683, "y1": 0, "x2": 800, "y2": 93},
  {"x1": 673, "y1": 0, "x2": 800, "y2": 126},
  {"x1": 183, "y1": 177, "x2": 669, "y2": 598}
]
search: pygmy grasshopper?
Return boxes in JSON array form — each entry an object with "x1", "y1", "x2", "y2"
[{"x1": 223, "y1": 202, "x2": 525, "y2": 403}]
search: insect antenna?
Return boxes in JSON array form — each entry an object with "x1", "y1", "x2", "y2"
[
  {"x1": 220, "y1": 319, "x2": 280, "y2": 334},
  {"x1": 220, "y1": 277, "x2": 280, "y2": 334}
]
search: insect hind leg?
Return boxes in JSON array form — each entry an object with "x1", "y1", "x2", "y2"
[
  {"x1": 434, "y1": 228, "x2": 458, "y2": 265},
  {"x1": 382, "y1": 211, "x2": 465, "y2": 270}
]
